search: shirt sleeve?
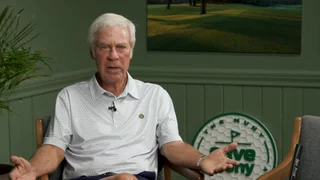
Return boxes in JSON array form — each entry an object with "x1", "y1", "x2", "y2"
[
  {"x1": 43, "y1": 88, "x2": 72, "y2": 151},
  {"x1": 156, "y1": 87, "x2": 183, "y2": 148}
]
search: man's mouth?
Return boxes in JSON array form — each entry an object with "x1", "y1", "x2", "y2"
[{"x1": 106, "y1": 67, "x2": 120, "y2": 72}]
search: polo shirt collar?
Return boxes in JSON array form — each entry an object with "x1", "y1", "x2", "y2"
[
  {"x1": 121, "y1": 72, "x2": 140, "y2": 99},
  {"x1": 90, "y1": 72, "x2": 140, "y2": 101}
]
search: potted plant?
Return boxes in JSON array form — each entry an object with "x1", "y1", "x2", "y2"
[
  {"x1": 0, "y1": 6, "x2": 51, "y2": 114},
  {"x1": 0, "y1": 6, "x2": 51, "y2": 175}
]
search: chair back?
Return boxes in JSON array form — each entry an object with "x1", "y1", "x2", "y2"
[{"x1": 297, "y1": 115, "x2": 320, "y2": 179}]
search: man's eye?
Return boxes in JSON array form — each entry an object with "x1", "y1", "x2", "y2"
[{"x1": 118, "y1": 46, "x2": 126, "y2": 49}]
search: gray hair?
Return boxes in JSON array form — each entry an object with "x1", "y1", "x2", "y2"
[{"x1": 88, "y1": 13, "x2": 136, "y2": 56}]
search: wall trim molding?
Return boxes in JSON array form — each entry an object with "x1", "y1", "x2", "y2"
[
  {"x1": 130, "y1": 66, "x2": 320, "y2": 87},
  {"x1": 8, "y1": 68, "x2": 97, "y2": 101},
  {"x1": 7, "y1": 66, "x2": 320, "y2": 100}
]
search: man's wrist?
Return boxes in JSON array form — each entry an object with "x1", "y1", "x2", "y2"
[{"x1": 196, "y1": 155, "x2": 206, "y2": 173}]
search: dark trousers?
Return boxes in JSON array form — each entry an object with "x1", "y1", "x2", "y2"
[{"x1": 71, "y1": 171, "x2": 156, "y2": 180}]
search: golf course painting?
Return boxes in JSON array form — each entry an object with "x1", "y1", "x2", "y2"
[{"x1": 147, "y1": 0, "x2": 302, "y2": 54}]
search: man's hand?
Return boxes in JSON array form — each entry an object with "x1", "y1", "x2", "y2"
[
  {"x1": 200, "y1": 142, "x2": 239, "y2": 176},
  {"x1": 9, "y1": 156, "x2": 37, "y2": 180}
]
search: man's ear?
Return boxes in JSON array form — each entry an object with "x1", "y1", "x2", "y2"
[{"x1": 90, "y1": 49, "x2": 96, "y2": 59}]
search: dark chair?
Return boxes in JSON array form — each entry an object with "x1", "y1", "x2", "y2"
[
  {"x1": 0, "y1": 164, "x2": 13, "y2": 180},
  {"x1": 0, "y1": 164, "x2": 13, "y2": 175},
  {"x1": 257, "y1": 115, "x2": 320, "y2": 180},
  {"x1": 36, "y1": 116, "x2": 204, "y2": 180}
]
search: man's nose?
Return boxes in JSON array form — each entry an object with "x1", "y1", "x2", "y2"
[{"x1": 107, "y1": 47, "x2": 119, "y2": 60}]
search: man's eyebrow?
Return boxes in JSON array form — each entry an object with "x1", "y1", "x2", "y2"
[
  {"x1": 117, "y1": 42, "x2": 129, "y2": 46},
  {"x1": 96, "y1": 42, "x2": 108, "y2": 46}
]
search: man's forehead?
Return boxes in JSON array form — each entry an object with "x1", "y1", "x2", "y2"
[
  {"x1": 95, "y1": 26, "x2": 130, "y2": 42},
  {"x1": 101, "y1": 25, "x2": 128, "y2": 34},
  {"x1": 96, "y1": 40, "x2": 129, "y2": 45}
]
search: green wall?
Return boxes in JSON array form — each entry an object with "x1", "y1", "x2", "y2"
[
  {"x1": 0, "y1": 0, "x2": 320, "y2": 179},
  {"x1": 1, "y1": 0, "x2": 319, "y2": 73}
]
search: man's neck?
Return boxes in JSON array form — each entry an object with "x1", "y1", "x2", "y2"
[{"x1": 96, "y1": 74, "x2": 128, "y2": 97}]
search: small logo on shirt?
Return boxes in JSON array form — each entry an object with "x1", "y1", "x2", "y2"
[{"x1": 139, "y1": 114, "x2": 144, "y2": 119}]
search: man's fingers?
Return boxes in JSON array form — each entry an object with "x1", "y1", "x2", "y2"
[
  {"x1": 227, "y1": 164, "x2": 233, "y2": 169},
  {"x1": 19, "y1": 157, "x2": 30, "y2": 166},
  {"x1": 206, "y1": 169, "x2": 214, "y2": 176},
  {"x1": 214, "y1": 166, "x2": 225, "y2": 173},
  {"x1": 9, "y1": 169, "x2": 20, "y2": 180},
  {"x1": 10, "y1": 156, "x2": 21, "y2": 165},
  {"x1": 214, "y1": 164, "x2": 235, "y2": 174},
  {"x1": 223, "y1": 142, "x2": 238, "y2": 153},
  {"x1": 227, "y1": 159, "x2": 240, "y2": 165},
  {"x1": 222, "y1": 165, "x2": 227, "y2": 170},
  {"x1": 19, "y1": 157, "x2": 32, "y2": 171},
  {"x1": 10, "y1": 156, "x2": 31, "y2": 174}
]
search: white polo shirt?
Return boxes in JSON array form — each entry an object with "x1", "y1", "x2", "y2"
[{"x1": 43, "y1": 72, "x2": 182, "y2": 179}]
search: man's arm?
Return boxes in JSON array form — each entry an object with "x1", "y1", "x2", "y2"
[
  {"x1": 161, "y1": 141, "x2": 239, "y2": 176},
  {"x1": 10, "y1": 144, "x2": 64, "y2": 180},
  {"x1": 161, "y1": 141, "x2": 203, "y2": 169}
]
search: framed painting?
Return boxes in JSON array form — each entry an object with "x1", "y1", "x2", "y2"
[{"x1": 147, "y1": 0, "x2": 302, "y2": 54}]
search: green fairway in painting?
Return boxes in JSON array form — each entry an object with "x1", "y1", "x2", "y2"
[{"x1": 147, "y1": 4, "x2": 301, "y2": 54}]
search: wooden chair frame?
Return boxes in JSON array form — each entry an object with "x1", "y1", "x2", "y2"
[
  {"x1": 257, "y1": 117, "x2": 301, "y2": 180},
  {"x1": 36, "y1": 118, "x2": 204, "y2": 180}
]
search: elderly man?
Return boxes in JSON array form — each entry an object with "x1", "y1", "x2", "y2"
[{"x1": 9, "y1": 13, "x2": 239, "y2": 180}]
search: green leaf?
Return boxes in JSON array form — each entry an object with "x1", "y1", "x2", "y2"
[{"x1": 0, "y1": 6, "x2": 52, "y2": 114}]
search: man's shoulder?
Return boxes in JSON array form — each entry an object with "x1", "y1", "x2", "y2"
[
  {"x1": 132, "y1": 78, "x2": 169, "y2": 99},
  {"x1": 133, "y1": 78, "x2": 164, "y2": 91},
  {"x1": 58, "y1": 79, "x2": 90, "y2": 96}
]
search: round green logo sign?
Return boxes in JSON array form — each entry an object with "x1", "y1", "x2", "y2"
[{"x1": 192, "y1": 112, "x2": 277, "y2": 179}]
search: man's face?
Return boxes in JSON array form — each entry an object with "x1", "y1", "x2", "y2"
[{"x1": 92, "y1": 25, "x2": 132, "y2": 85}]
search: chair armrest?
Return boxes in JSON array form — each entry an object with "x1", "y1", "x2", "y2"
[
  {"x1": 257, "y1": 117, "x2": 301, "y2": 180},
  {"x1": 164, "y1": 157, "x2": 204, "y2": 180}
]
